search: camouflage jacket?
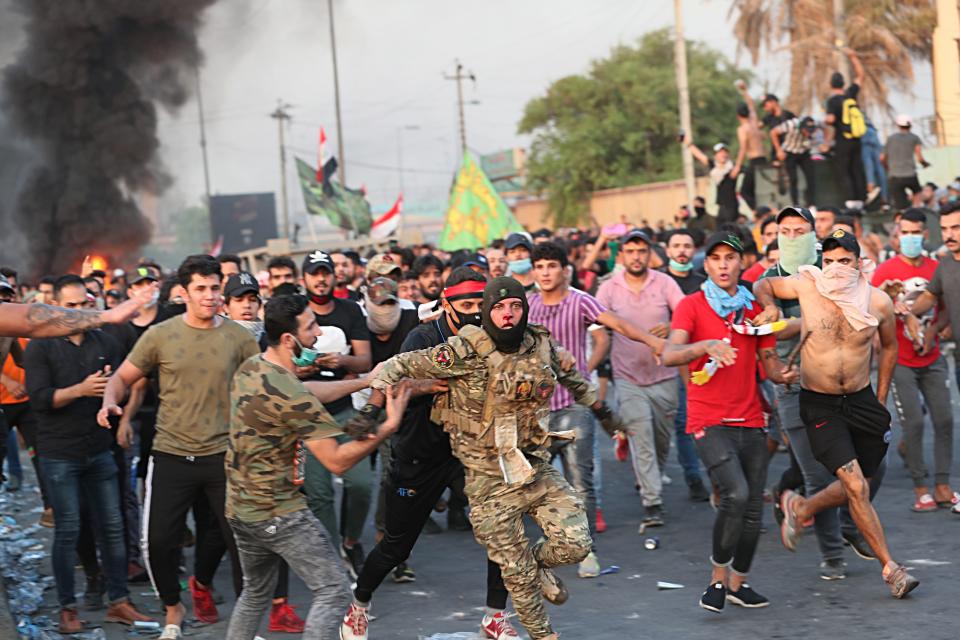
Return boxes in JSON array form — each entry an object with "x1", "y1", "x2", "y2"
[
  {"x1": 227, "y1": 355, "x2": 342, "y2": 522},
  {"x1": 371, "y1": 324, "x2": 597, "y2": 483}
]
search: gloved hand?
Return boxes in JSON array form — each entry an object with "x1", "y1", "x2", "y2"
[
  {"x1": 344, "y1": 403, "x2": 382, "y2": 440},
  {"x1": 592, "y1": 402, "x2": 624, "y2": 438}
]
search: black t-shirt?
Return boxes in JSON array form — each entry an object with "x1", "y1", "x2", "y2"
[
  {"x1": 370, "y1": 309, "x2": 419, "y2": 368},
  {"x1": 666, "y1": 270, "x2": 706, "y2": 296},
  {"x1": 310, "y1": 299, "x2": 370, "y2": 416},
  {"x1": 390, "y1": 315, "x2": 457, "y2": 469},
  {"x1": 708, "y1": 159, "x2": 738, "y2": 214},
  {"x1": 762, "y1": 108, "x2": 797, "y2": 130},
  {"x1": 826, "y1": 84, "x2": 860, "y2": 142}
]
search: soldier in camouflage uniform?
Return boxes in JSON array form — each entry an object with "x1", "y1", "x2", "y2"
[
  {"x1": 224, "y1": 294, "x2": 409, "y2": 640},
  {"x1": 366, "y1": 277, "x2": 624, "y2": 640}
]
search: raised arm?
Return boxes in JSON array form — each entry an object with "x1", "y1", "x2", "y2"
[
  {"x1": 735, "y1": 79, "x2": 759, "y2": 124},
  {"x1": 0, "y1": 285, "x2": 157, "y2": 339},
  {"x1": 684, "y1": 135, "x2": 710, "y2": 167},
  {"x1": 846, "y1": 48, "x2": 865, "y2": 87}
]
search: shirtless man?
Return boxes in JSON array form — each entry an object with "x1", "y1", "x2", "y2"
[
  {"x1": 752, "y1": 229, "x2": 919, "y2": 598},
  {"x1": 734, "y1": 79, "x2": 767, "y2": 213}
]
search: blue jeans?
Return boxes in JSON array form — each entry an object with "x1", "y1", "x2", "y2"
[
  {"x1": 673, "y1": 382, "x2": 704, "y2": 486},
  {"x1": 5, "y1": 425, "x2": 21, "y2": 480},
  {"x1": 861, "y1": 127, "x2": 888, "y2": 198},
  {"x1": 549, "y1": 404, "x2": 598, "y2": 545},
  {"x1": 42, "y1": 450, "x2": 129, "y2": 607}
]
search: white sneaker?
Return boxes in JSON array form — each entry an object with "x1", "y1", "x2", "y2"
[
  {"x1": 481, "y1": 611, "x2": 520, "y2": 639},
  {"x1": 952, "y1": 502, "x2": 960, "y2": 515},
  {"x1": 661, "y1": 473, "x2": 672, "y2": 485},
  {"x1": 159, "y1": 625, "x2": 182, "y2": 640},
  {"x1": 340, "y1": 602, "x2": 369, "y2": 640},
  {"x1": 578, "y1": 551, "x2": 600, "y2": 578}
]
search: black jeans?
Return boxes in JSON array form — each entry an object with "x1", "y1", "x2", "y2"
[
  {"x1": 694, "y1": 426, "x2": 769, "y2": 574},
  {"x1": 354, "y1": 456, "x2": 507, "y2": 609},
  {"x1": 740, "y1": 157, "x2": 767, "y2": 211},
  {"x1": 142, "y1": 452, "x2": 242, "y2": 606},
  {"x1": 785, "y1": 152, "x2": 816, "y2": 206},
  {"x1": 834, "y1": 139, "x2": 866, "y2": 202}
]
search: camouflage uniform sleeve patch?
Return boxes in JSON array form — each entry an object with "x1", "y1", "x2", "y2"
[{"x1": 433, "y1": 344, "x2": 455, "y2": 369}]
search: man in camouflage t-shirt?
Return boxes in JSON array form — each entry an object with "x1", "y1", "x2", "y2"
[{"x1": 224, "y1": 294, "x2": 408, "y2": 640}]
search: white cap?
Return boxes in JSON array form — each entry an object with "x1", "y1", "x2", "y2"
[{"x1": 895, "y1": 114, "x2": 911, "y2": 128}]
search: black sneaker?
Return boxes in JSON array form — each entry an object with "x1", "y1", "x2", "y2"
[
  {"x1": 688, "y1": 479, "x2": 710, "y2": 502},
  {"x1": 726, "y1": 584, "x2": 770, "y2": 608},
  {"x1": 820, "y1": 558, "x2": 847, "y2": 581},
  {"x1": 447, "y1": 507, "x2": 472, "y2": 531},
  {"x1": 842, "y1": 530, "x2": 875, "y2": 561},
  {"x1": 391, "y1": 562, "x2": 416, "y2": 583},
  {"x1": 699, "y1": 582, "x2": 725, "y2": 613},
  {"x1": 641, "y1": 505, "x2": 664, "y2": 527},
  {"x1": 341, "y1": 542, "x2": 365, "y2": 580}
]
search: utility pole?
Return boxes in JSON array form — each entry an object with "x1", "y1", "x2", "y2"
[
  {"x1": 195, "y1": 66, "x2": 212, "y2": 205},
  {"x1": 445, "y1": 60, "x2": 475, "y2": 155},
  {"x1": 328, "y1": 0, "x2": 346, "y2": 184},
  {"x1": 396, "y1": 124, "x2": 420, "y2": 194},
  {"x1": 673, "y1": 0, "x2": 696, "y2": 209},
  {"x1": 269, "y1": 100, "x2": 292, "y2": 240},
  {"x1": 832, "y1": 0, "x2": 850, "y2": 79}
]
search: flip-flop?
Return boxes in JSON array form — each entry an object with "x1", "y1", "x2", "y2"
[
  {"x1": 936, "y1": 491, "x2": 960, "y2": 508},
  {"x1": 911, "y1": 493, "x2": 937, "y2": 512}
]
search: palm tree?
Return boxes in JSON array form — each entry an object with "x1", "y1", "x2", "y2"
[{"x1": 729, "y1": 0, "x2": 936, "y2": 114}]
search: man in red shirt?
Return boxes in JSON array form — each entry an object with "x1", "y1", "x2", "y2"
[
  {"x1": 871, "y1": 209, "x2": 956, "y2": 511},
  {"x1": 663, "y1": 232, "x2": 797, "y2": 614}
]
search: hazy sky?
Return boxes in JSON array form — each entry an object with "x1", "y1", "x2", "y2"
[{"x1": 3, "y1": 0, "x2": 936, "y2": 227}]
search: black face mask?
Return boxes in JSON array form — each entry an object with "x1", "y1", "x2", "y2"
[
  {"x1": 447, "y1": 306, "x2": 482, "y2": 331},
  {"x1": 481, "y1": 277, "x2": 528, "y2": 354}
]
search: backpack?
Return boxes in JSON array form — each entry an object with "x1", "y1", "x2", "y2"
[{"x1": 841, "y1": 97, "x2": 866, "y2": 139}]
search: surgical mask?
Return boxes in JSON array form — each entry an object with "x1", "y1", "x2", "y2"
[
  {"x1": 144, "y1": 289, "x2": 160, "y2": 309},
  {"x1": 777, "y1": 232, "x2": 818, "y2": 275},
  {"x1": 899, "y1": 234, "x2": 924, "y2": 259},
  {"x1": 669, "y1": 259, "x2": 693, "y2": 273},
  {"x1": 508, "y1": 258, "x2": 532, "y2": 275},
  {"x1": 291, "y1": 337, "x2": 320, "y2": 367}
]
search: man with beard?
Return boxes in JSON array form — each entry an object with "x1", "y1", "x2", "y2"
[
  {"x1": 411, "y1": 255, "x2": 444, "y2": 304},
  {"x1": 341, "y1": 268, "x2": 519, "y2": 640},
  {"x1": 753, "y1": 230, "x2": 919, "y2": 598},
  {"x1": 298, "y1": 250, "x2": 373, "y2": 579},
  {"x1": 266, "y1": 257, "x2": 298, "y2": 296},
  {"x1": 664, "y1": 229, "x2": 706, "y2": 296},
  {"x1": 597, "y1": 230, "x2": 682, "y2": 527},
  {"x1": 349, "y1": 276, "x2": 624, "y2": 640},
  {"x1": 332, "y1": 252, "x2": 360, "y2": 301}
]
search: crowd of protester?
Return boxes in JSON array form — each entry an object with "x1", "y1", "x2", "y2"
[{"x1": 0, "y1": 59, "x2": 959, "y2": 638}]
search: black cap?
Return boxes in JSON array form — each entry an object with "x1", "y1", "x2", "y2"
[
  {"x1": 620, "y1": 229, "x2": 652, "y2": 246},
  {"x1": 128, "y1": 265, "x2": 160, "y2": 285},
  {"x1": 704, "y1": 231, "x2": 744, "y2": 256},
  {"x1": 450, "y1": 251, "x2": 489, "y2": 271},
  {"x1": 224, "y1": 272, "x2": 260, "y2": 299},
  {"x1": 776, "y1": 206, "x2": 815, "y2": 226},
  {"x1": 821, "y1": 229, "x2": 861, "y2": 257},
  {"x1": 302, "y1": 249, "x2": 334, "y2": 275},
  {"x1": 504, "y1": 233, "x2": 533, "y2": 251},
  {"x1": 0, "y1": 275, "x2": 14, "y2": 294},
  {"x1": 762, "y1": 93, "x2": 779, "y2": 103},
  {"x1": 532, "y1": 228, "x2": 552, "y2": 239}
]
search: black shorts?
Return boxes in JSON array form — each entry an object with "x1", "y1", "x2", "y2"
[{"x1": 799, "y1": 385, "x2": 891, "y2": 478}]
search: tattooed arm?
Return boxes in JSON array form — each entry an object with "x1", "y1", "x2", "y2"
[
  {"x1": 758, "y1": 346, "x2": 799, "y2": 385},
  {"x1": 0, "y1": 285, "x2": 157, "y2": 338}
]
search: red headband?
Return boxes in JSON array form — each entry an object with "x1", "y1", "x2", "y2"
[{"x1": 443, "y1": 280, "x2": 486, "y2": 299}]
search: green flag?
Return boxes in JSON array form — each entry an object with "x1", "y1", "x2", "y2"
[
  {"x1": 439, "y1": 152, "x2": 524, "y2": 251},
  {"x1": 295, "y1": 157, "x2": 373, "y2": 235}
]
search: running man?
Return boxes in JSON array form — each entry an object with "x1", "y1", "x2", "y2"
[{"x1": 752, "y1": 229, "x2": 920, "y2": 598}]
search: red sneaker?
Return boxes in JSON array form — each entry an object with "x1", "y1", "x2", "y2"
[
  {"x1": 595, "y1": 508, "x2": 607, "y2": 534},
  {"x1": 614, "y1": 433, "x2": 629, "y2": 462},
  {"x1": 269, "y1": 601, "x2": 305, "y2": 633},
  {"x1": 481, "y1": 610, "x2": 520, "y2": 639},
  {"x1": 188, "y1": 576, "x2": 219, "y2": 624}
]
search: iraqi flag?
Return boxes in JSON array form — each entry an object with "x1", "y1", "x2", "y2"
[
  {"x1": 316, "y1": 127, "x2": 327, "y2": 182},
  {"x1": 371, "y1": 195, "x2": 402, "y2": 239}
]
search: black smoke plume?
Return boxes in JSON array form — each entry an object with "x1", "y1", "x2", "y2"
[{"x1": 2, "y1": 1, "x2": 217, "y2": 276}]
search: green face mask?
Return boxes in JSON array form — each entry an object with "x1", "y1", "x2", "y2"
[
  {"x1": 669, "y1": 259, "x2": 693, "y2": 273},
  {"x1": 777, "y1": 231, "x2": 818, "y2": 275}
]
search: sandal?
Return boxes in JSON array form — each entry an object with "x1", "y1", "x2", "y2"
[
  {"x1": 936, "y1": 491, "x2": 960, "y2": 508},
  {"x1": 911, "y1": 493, "x2": 937, "y2": 512}
]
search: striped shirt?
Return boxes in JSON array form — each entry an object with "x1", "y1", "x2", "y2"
[
  {"x1": 774, "y1": 117, "x2": 813, "y2": 155},
  {"x1": 527, "y1": 288, "x2": 606, "y2": 411}
]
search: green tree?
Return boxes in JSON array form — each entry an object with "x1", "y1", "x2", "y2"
[{"x1": 518, "y1": 29, "x2": 752, "y2": 225}]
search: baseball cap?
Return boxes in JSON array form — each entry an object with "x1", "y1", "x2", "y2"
[
  {"x1": 0, "y1": 275, "x2": 14, "y2": 294},
  {"x1": 302, "y1": 250, "x2": 334, "y2": 275},
  {"x1": 776, "y1": 206, "x2": 815, "y2": 226},
  {"x1": 620, "y1": 229, "x2": 652, "y2": 246},
  {"x1": 713, "y1": 142, "x2": 729, "y2": 153},
  {"x1": 504, "y1": 232, "x2": 533, "y2": 251},
  {"x1": 366, "y1": 277, "x2": 399, "y2": 305},
  {"x1": 895, "y1": 114, "x2": 912, "y2": 128},
  {"x1": 450, "y1": 251, "x2": 489, "y2": 271},
  {"x1": 224, "y1": 272, "x2": 260, "y2": 299},
  {"x1": 704, "y1": 231, "x2": 744, "y2": 256},
  {"x1": 821, "y1": 228, "x2": 861, "y2": 257},
  {"x1": 762, "y1": 93, "x2": 779, "y2": 104},
  {"x1": 531, "y1": 228, "x2": 552, "y2": 240},
  {"x1": 128, "y1": 265, "x2": 160, "y2": 285},
  {"x1": 364, "y1": 253, "x2": 402, "y2": 279}
]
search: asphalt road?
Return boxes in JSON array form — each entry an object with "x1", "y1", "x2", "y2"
[{"x1": 8, "y1": 368, "x2": 960, "y2": 640}]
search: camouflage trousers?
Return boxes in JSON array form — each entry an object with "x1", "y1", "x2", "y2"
[{"x1": 465, "y1": 458, "x2": 591, "y2": 639}]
